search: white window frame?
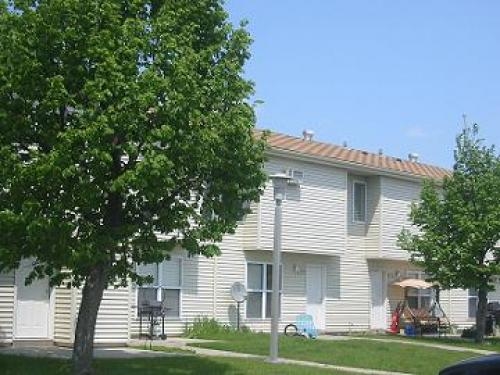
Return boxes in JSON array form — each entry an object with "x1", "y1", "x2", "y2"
[
  {"x1": 287, "y1": 169, "x2": 304, "y2": 185},
  {"x1": 136, "y1": 257, "x2": 183, "y2": 319},
  {"x1": 246, "y1": 262, "x2": 282, "y2": 319},
  {"x1": 352, "y1": 180, "x2": 367, "y2": 223}
]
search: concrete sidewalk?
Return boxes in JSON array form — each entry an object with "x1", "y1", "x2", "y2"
[
  {"x1": 2, "y1": 335, "x2": 493, "y2": 375},
  {"x1": 1, "y1": 338, "x2": 412, "y2": 375}
]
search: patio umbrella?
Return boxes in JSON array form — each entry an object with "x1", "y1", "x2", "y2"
[{"x1": 392, "y1": 278, "x2": 434, "y2": 289}]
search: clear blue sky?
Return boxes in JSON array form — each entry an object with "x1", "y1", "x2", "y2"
[{"x1": 226, "y1": 0, "x2": 500, "y2": 168}]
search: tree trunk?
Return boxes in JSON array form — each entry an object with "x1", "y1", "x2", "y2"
[
  {"x1": 72, "y1": 263, "x2": 109, "y2": 375},
  {"x1": 475, "y1": 288, "x2": 488, "y2": 343}
]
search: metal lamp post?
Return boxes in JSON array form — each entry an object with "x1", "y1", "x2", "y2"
[{"x1": 269, "y1": 173, "x2": 291, "y2": 363}]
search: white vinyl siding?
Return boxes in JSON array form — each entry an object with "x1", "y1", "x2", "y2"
[
  {"x1": 0, "y1": 270, "x2": 15, "y2": 342},
  {"x1": 365, "y1": 176, "x2": 382, "y2": 257},
  {"x1": 241, "y1": 201, "x2": 259, "y2": 250},
  {"x1": 5, "y1": 151, "x2": 488, "y2": 341},
  {"x1": 53, "y1": 286, "x2": 74, "y2": 345},
  {"x1": 380, "y1": 177, "x2": 422, "y2": 260},
  {"x1": 58, "y1": 285, "x2": 131, "y2": 345},
  {"x1": 93, "y1": 287, "x2": 130, "y2": 344},
  {"x1": 328, "y1": 235, "x2": 371, "y2": 331},
  {"x1": 258, "y1": 157, "x2": 346, "y2": 256}
]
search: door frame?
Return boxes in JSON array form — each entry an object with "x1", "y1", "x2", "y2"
[
  {"x1": 370, "y1": 270, "x2": 387, "y2": 330},
  {"x1": 13, "y1": 262, "x2": 55, "y2": 341},
  {"x1": 306, "y1": 263, "x2": 326, "y2": 330}
]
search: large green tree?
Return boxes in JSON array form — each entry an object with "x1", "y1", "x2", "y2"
[
  {"x1": 399, "y1": 125, "x2": 500, "y2": 343},
  {"x1": 0, "y1": 1, "x2": 266, "y2": 373}
]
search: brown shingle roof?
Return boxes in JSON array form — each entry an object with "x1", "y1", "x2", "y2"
[{"x1": 261, "y1": 130, "x2": 450, "y2": 180}]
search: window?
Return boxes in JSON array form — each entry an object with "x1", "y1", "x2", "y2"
[
  {"x1": 353, "y1": 181, "x2": 367, "y2": 222},
  {"x1": 287, "y1": 169, "x2": 304, "y2": 185},
  {"x1": 246, "y1": 263, "x2": 282, "y2": 319},
  {"x1": 406, "y1": 271, "x2": 432, "y2": 310},
  {"x1": 468, "y1": 288, "x2": 478, "y2": 318},
  {"x1": 136, "y1": 258, "x2": 182, "y2": 318}
]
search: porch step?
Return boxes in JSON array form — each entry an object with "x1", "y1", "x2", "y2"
[{"x1": 13, "y1": 340, "x2": 54, "y2": 348}]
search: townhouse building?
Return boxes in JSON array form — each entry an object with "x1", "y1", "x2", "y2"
[{"x1": 0, "y1": 130, "x2": 493, "y2": 345}]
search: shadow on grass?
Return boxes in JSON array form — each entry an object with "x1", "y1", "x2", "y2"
[
  {"x1": 0, "y1": 355, "x2": 239, "y2": 375},
  {"x1": 0, "y1": 354, "x2": 349, "y2": 375}
]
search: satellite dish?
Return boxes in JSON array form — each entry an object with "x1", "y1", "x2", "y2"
[{"x1": 231, "y1": 282, "x2": 247, "y2": 303}]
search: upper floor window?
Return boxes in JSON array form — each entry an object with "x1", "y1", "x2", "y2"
[
  {"x1": 246, "y1": 263, "x2": 282, "y2": 319},
  {"x1": 136, "y1": 258, "x2": 182, "y2": 318},
  {"x1": 353, "y1": 181, "x2": 367, "y2": 223}
]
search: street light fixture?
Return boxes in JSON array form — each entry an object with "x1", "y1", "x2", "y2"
[{"x1": 268, "y1": 173, "x2": 291, "y2": 363}]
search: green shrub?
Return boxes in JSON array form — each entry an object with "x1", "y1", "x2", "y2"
[{"x1": 184, "y1": 317, "x2": 232, "y2": 338}]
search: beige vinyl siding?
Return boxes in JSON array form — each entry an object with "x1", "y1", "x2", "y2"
[
  {"x1": 182, "y1": 255, "x2": 215, "y2": 322},
  {"x1": 366, "y1": 176, "x2": 382, "y2": 257},
  {"x1": 439, "y1": 285, "x2": 500, "y2": 329},
  {"x1": 327, "y1": 235, "x2": 371, "y2": 331},
  {"x1": 439, "y1": 289, "x2": 472, "y2": 328},
  {"x1": 241, "y1": 201, "x2": 259, "y2": 250},
  {"x1": 71, "y1": 286, "x2": 130, "y2": 345},
  {"x1": 0, "y1": 271, "x2": 15, "y2": 342},
  {"x1": 380, "y1": 177, "x2": 422, "y2": 260},
  {"x1": 258, "y1": 157, "x2": 346, "y2": 256},
  {"x1": 213, "y1": 234, "x2": 247, "y2": 328},
  {"x1": 53, "y1": 286, "x2": 74, "y2": 345},
  {"x1": 94, "y1": 287, "x2": 130, "y2": 344}
]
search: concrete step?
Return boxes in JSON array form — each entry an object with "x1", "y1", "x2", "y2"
[{"x1": 13, "y1": 340, "x2": 54, "y2": 348}]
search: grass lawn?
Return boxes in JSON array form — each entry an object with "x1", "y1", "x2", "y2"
[
  {"x1": 188, "y1": 331, "x2": 485, "y2": 375},
  {"x1": 0, "y1": 354, "x2": 354, "y2": 375}
]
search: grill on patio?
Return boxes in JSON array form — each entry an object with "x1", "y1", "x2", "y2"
[{"x1": 138, "y1": 301, "x2": 167, "y2": 340}]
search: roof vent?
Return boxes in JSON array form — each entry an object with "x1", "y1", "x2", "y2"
[
  {"x1": 302, "y1": 129, "x2": 314, "y2": 141},
  {"x1": 408, "y1": 152, "x2": 419, "y2": 162}
]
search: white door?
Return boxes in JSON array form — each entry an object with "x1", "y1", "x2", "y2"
[
  {"x1": 306, "y1": 264, "x2": 325, "y2": 330},
  {"x1": 15, "y1": 259, "x2": 50, "y2": 339},
  {"x1": 370, "y1": 270, "x2": 387, "y2": 329}
]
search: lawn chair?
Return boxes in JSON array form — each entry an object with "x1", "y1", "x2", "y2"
[{"x1": 284, "y1": 314, "x2": 318, "y2": 338}]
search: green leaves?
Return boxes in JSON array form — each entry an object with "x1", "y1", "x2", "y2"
[
  {"x1": 398, "y1": 125, "x2": 500, "y2": 291},
  {"x1": 0, "y1": 1, "x2": 266, "y2": 287}
]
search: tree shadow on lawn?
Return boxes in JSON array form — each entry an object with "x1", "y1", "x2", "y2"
[{"x1": 0, "y1": 355, "x2": 239, "y2": 375}]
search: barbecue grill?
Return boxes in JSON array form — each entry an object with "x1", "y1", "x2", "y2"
[{"x1": 138, "y1": 300, "x2": 167, "y2": 340}]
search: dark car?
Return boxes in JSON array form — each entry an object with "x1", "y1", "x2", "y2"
[{"x1": 439, "y1": 354, "x2": 500, "y2": 375}]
